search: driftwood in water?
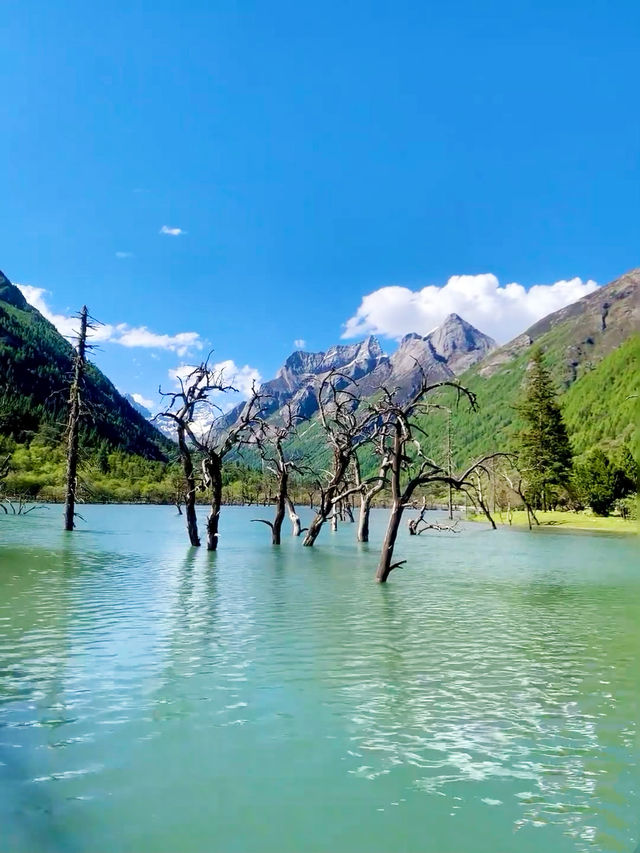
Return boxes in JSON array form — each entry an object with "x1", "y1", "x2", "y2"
[
  {"x1": 1, "y1": 496, "x2": 42, "y2": 516},
  {"x1": 408, "y1": 498, "x2": 460, "y2": 535}
]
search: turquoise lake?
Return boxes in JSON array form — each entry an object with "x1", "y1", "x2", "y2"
[{"x1": 0, "y1": 505, "x2": 638, "y2": 852}]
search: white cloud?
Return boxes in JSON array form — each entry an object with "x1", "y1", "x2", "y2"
[
  {"x1": 131, "y1": 392, "x2": 155, "y2": 410},
  {"x1": 293, "y1": 338, "x2": 306, "y2": 349},
  {"x1": 17, "y1": 284, "x2": 202, "y2": 356},
  {"x1": 132, "y1": 392, "x2": 154, "y2": 409},
  {"x1": 115, "y1": 251, "x2": 133, "y2": 259},
  {"x1": 159, "y1": 225, "x2": 186, "y2": 236},
  {"x1": 115, "y1": 327, "x2": 201, "y2": 355},
  {"x1": 211, "y1": 359, "x2": 262, "y2": 398},
  {"x1": 168, "y1": 359, "x2": 262, "y2": 415},
  {"x1": 342, "y1": 273, "x2": 599, "y2": 344},
  {"x1": 17, "y1": 285, "x2": 89, "y2": 340}
]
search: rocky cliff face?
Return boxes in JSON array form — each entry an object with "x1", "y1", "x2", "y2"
[
  {"x1": 123, "y1": 393, "x2": 152, "y2": 419},
  {"x1": 356, "y1": 314, "x2": 496, "y2": 400},
  {"x1": 428, "y1": 313, "x2": 497, "y2": 373},
  {"x1": 222, "y1": 314, "x2": 496, "y2": 428},
  {"x1": 478, "y1": 267, "x2": 640, "y2": 382}
]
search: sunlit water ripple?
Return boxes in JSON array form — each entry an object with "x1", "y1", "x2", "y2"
[{"x1": 0, "y1": 505, "x2": 638, "y2": 852}]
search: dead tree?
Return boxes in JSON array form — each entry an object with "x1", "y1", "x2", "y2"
[
  {"x1": 461, "y1": 469, "x2": 497, "y2": 529},
  {"x1": 286, "y1": 496, "x2": 302, "y2": 536},
  {"x1": 371, "y1": 376, "x2": 503, "y2": 582},
  {"x1": 199, "y1": 385, "x2": 268, "y2": 551},
  {"x1": 353, "y1": 452, "x2": 389, "y2": 543},
  {"x1": 251, "y1": 406, "x2": 308, "y2": 544},
  {"x1": 408, "y1": 498, "x2": 460, "y2": 534},
  {"x1": 63, "y1": 306, "x2": 92, "y2": 531},
  {"x1": 445, "y1": 408, "x2": 454, "y2": 520},
  {"x1": 499, "y1": 467, "x2": 540, "y2": 529},
  {"x1": 160, "y1": 361, "x2": 267, "y2": 549},
  {"x1": 2, "y1": 496, "x2": 42, "y2": 516},
  {"x1": 159, "y1": 358, "x2": 240, "y2": 547},
  {"x1": 302, "y1": 372, "x2": 377, "y2": 547}
]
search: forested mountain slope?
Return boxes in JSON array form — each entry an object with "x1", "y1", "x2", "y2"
[
  {"x1": 415, "y1": 267, "x2": 639, "y2": 466},
  {"x1": 562, "y1": 336, "x2": 639, "y2": 459},
  {"x1": 0, "y1": 270, "x2": 170, "y2": 460}
]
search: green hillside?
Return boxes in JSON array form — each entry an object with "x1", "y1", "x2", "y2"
[
  {"x1": 0, "y1": 270, "x2": 170, "y2": 459},
  {"x1": 413, "y1": 270, "x2": 640, "y2": 468},
  {"x1": 0, "y1": 270, "x2": 306, "y2": 504},
  {"x1": 563, "y1": 336, "x2": 640, "y2": 459}
]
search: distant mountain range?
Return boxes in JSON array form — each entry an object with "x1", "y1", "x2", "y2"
[
  {"x1": 219, "y1": 313, "x2": 495, "y2": 430},
  {"x1": 1, "y1": 264, "x2": 638, "y2": 465},
  {"x1": 221, "y1": 266, "x2": 639, "y2": 466}
]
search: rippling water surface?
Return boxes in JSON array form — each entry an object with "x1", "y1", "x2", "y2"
[{"x1": 0, "y1": 505, "x2": 638, "y2": 852}]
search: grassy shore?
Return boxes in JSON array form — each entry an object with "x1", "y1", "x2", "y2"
[{"x1": 471, "y1": 509, "x2": 638, "y2": 534}]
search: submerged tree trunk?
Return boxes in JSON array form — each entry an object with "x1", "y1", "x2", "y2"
[
  {"x1": 205, "y1": 458, "x2": 223, "y2": 551},
  {"x1": 355, "y1": 457, "x2": 386, "y2": 543},
  {"x1": 517, "y1": 485, "x2": 539, "y2": 529},
  {"x1": 64, "y1": 306, "x2": 88, "y2": 532},
  {"x1": 358, "y1": 492, "x2": 372, "y2": 542},
  {"x1": 271, "y1": 471, "x2": 287, "y2": 545},
  {"x1": 286, "y1": 497, "x2": 302, "y2": 536},
  {"x1": 302, "y1": 514, "x2": 322, "y2": 546},
  {"x1": 478, "y1": 499, "x2": 497, "y2": 529},
  {"x1": 302, "y1": 472, "x2": 347, "y2": 548},
  {"x1": 473, "y1": 475, "x2": 497, "y2": 530},
  {"x1": 178, "y1": 426, "x2": 200, "y2": 546},
  {"x1": 376, "y1": 501, "x2": 405, "y2": 583},
  {"x1": 446, "y1": 409, "x2": 454, "y2": 520}
]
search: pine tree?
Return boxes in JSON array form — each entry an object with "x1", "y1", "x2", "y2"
[
  {"x1": 516, "y1": 349, "x2": 573, "y2": 510},
  {"x1": 615, "y1": 445, "x2": 639, "y2": 494},
  {"x1": 573, "y1": 449, "x2": 616, "y2": 515}
]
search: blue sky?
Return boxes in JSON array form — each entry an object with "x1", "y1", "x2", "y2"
[{"x1": 2, "y1": 0, "x2": 638, "y2": 411}]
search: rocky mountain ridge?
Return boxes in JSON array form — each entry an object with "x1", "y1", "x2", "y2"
[
  {"x1": 477, "y1": 266, "x2": 639, "y2": 383},
  {"x1": 221, "y1": 313, "x2": 496, "y2": 429}
]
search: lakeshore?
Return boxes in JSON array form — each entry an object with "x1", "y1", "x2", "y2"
[{"x1": 470, "y1": 509, "x2": 639, "y2": 534}]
